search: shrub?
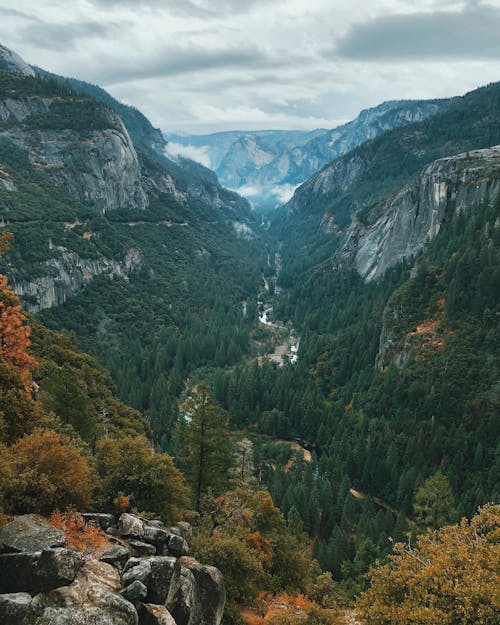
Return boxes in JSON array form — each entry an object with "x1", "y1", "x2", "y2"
[
  {"x1": 357, "y1": 504, "x2": 500, "y2": 625},
  {"x1": 0, "y1": 428, "x2": 94, "y2": 514}
]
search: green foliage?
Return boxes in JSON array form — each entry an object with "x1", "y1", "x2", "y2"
[
  {"x1": 95, "y1": 435, "x2": 190, "y2": 522},
  {"x1": 413, "y1": 471, "x2": 458, "y2": 530},
  {"x1": 182, "y1": 383, "x2": 236, "y2": 511}
]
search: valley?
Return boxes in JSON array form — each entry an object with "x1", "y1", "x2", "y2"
[{"x1": 0, "y1": 40, "x2": 498, "y2": 625}]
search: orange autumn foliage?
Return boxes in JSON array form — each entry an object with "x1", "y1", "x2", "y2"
[
  {"x1": 0, "y1": 234, "x2": 37, "y2": 391},
  {"x1": 0, "y1": 428, "x2": 94, "y2": 514},
  {"x1": 246, "y1": 531, "x2": 273, "y2": 567},
  {"x1": 357, "y1": 504, "x2": 500, "y2": 625},
  {"x1": 49, "y1": 510, "x2": 109, "y2": 554}
]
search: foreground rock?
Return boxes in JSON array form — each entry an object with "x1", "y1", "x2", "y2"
[
  {"x1": 0, "y1": 512, "x2": 225, "y2": 625},
  {"x1": 0, "y1": 548, "x2": 81, "y2": 593},
  {"x1": 0, "y1": 515, "x2": 66, "y2": 553}
]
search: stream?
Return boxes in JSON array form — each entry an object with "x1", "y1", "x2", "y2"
[{"x1": 257, "y1": 250, "x2": 299, "y2": 366}]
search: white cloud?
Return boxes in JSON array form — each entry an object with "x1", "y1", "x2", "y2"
[{"x1": 165, "y1": 142, "x2": 212, "y2": 168}]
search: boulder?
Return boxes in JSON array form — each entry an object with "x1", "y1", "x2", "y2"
[
  {"x1": 0, "y1": 548, "x2": 81, "y2": 594},
  {"x1": 81, "y1": 514, "x2": 116, "y2": 531},
  {"x1": 146, "y1": 556, "x2": 180, "y2": 605},
  {"x1": 176, "y1": 522, "x2": 193, "y2": 544},
  {"x1": 118, "y1": 514, "x2": 144, "y2": 539},
  {"x1": 31, "y1": 560, "x2": 138, "y2": 625},
  {"x1": 32, "y1": 585, "x2": 138, "y2": 625},
  {"x1": 167, "y1": 534, "x2": 189, "y2": 557},
  {"x1": 101, "y1": 545, "x2": 130, "y2": 570},
  {"x1": 122, "y1": 560, "x2": 152, "y2": 587},
  {"x1": 139, "y1": 603, "x2": 177, "y2": 625},
  {"x1": 148, "y1": 521, "x2": 165, "y2": 530},
  {"x1": 143, "y1": 526, "x2": 170, "y2": 549},
  {"x1": 0, "y1": 592, "x2": 33, "y2": 625},
  {"x1": 128, "y1": 540, "x2": 156, "y2": 557},
  {"x1": 166, "y1": 566, "x2": 201, "y2": 625},
  {"x1": 121, "y1": 580, "x2": 147, "y2": 604},
  {"x1": 183, "y1": 560, "x2": 226, "y2": 625},
  {"x1": 0, "y1": 515, "x2": 65, "y2": 553}
]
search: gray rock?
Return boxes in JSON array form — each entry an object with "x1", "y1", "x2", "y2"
[
  {"x1": 167, "y1": 534, "x2": 189, "y2": 557},
  {"x1": 148, "y1": 521, "x2": 166, "y2": 529},
  {"x1": 0, "y1": 514, "x2": 65, "y2": 553},
  {"x1": 143, "y1": 526, "x2": 170, "y2": 549},
  {"x1": 176, "y1": 522, "x2": 193, "y2": 544},
  {"x1": 122, "y1": 560, "x2": 152, "y2": 587},
  {"x1": 0, "y1": 592, "x2": 33, "y2": 625},
  {"x1": 118, "y1": 514, "x2": 145, "y2": 539},
  {"x1": 184, "y1": 560, "x2": 226, "y2": 625},
  {"x1": 166, "y1": 566, "x2": 201, "y2": 625},
  {"x1": 139, "y1": 603, "x2": 177, "y2": 625},
  {"x1": 128, "y1": 540, "x2": 156, "y2": 557},
  {"x1": 101, "y1": 545, "x2": 130, "y2": 570},
  {"x1": 33, "y1": 585, "x2": 139, "y2": 625},
  {"x1": 0, "y1": 548, "x2": 81, "y2": 594},
  {"x1": 146, "y1": 556, "x2": 180, "y2": 605},
  {"x1": 121, "y1": 580, "x2": 147, "y2": 604},
  {"x1": 81, "y1": 513, "x2": 115, "y2": 531}
]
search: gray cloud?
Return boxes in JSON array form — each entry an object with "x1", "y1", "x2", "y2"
[
  {"x1": 88, "y1": 0, "x2": 273, "y2": 17},
  {"x1": 0, "y1": 8, "x2": 40, "y2": 21},
  {"x1": 334, "y1": 6, "x2": 500, "y2": 60},
  {"x1": 96, "y1": 45, "x2": 288, "y2": 85},
  {"x1": 21, "y1": 21, "x2": 113, "y2": 51}
]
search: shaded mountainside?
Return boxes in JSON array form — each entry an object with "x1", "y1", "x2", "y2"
[
  {"x1": 0, "y1": 49, "x2": 266, "y2": 447},
  {"x1": 168, "y1": 99, "x2": 447, "y2": 211},
  {"x1": 276, "y1": 81, "x2": 500, "y2": 282}
]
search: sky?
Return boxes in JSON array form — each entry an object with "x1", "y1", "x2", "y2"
[{"x1": 1, "y1": 0, "x2": 500, "y2": 134}]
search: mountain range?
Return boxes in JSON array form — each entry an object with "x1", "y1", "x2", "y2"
[{"x1": 167, "y1": 98, "x2": 448, "y2": 211}]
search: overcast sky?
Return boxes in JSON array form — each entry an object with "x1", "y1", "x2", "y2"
[{"x1": 1, "y1": 0, "x2": 500, "y2": 133}]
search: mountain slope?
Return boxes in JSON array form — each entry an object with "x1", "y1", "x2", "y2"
[
  {"x1": 275, "y1": 81, "x2": 500, "y2": 283},
  {"x1": 0, "y1": 46, "x2": 265, "y2": 448}
]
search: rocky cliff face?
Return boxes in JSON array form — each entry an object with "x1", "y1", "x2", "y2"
[
  {"x1": 0, "y1": 96, "x2": 148, "y2": 215},
  {"x1": 340, "y1": 146, "x2": 500, "y2": 281},
  {"x1": 0, "y1": 44, "x2": 261, "y2": 314},
  {"x1": 9, "y1": 247, "x2": 141, "y2": 313},
  {"x1": 0, "y1": 513, "x2": 225, "y2": 625}
]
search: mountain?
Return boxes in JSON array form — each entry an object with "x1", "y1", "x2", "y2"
[
  {"x1": 0, "y1": 45, "x2": 265, "y2": 446},
  {"x1": 167, "y1": 99, "x2": 448, "y2": 212},
  {"x1": 274, "y1": 81, "x2": 500, "y2": 283}
]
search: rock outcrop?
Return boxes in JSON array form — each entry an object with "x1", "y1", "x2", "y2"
[
  {"x1": 0, "y1": 513, "x2": 225, "y2": 625},
  {"x1": 9, "y1": 246, "x2": 142, "y2": 313},
  {"x1": 339, "y1": 146, "x2": 500, "y2": 280}
]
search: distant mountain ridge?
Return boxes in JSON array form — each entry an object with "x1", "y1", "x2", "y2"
[{"x1": 167, "y1": 99, "x2": 450, "y2": 211}]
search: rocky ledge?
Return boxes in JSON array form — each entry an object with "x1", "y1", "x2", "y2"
[{"x1": 0, "y1": 513, "x2": 225, "y2": 625}]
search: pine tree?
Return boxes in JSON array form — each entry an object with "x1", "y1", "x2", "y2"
[
  {"x1": 184, "y1": 383, "x2": 235, "y2": 511},
  {"x1": 413, "y1": 470, "x2": 458, "y2": 529}
]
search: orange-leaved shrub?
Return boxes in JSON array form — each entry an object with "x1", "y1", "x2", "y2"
[
  {"x1": 0, "y1": 428, "x2": 94, "y2": 514},
  {"x1": 49, "y1": 510, "x2": 109, "y2": 553},
  {"x1": 357, "y1": 504, "x2": 500, "y2": 625}
]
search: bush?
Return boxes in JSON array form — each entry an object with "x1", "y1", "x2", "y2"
[
  {"x1": 95, "y1": 435, "x2": 190, "y2": 522},
  {"x1": 0, "y1": 428, "x2": 94, "y2": 514},
  {"x1": 357, "y1": 504, "x2": 500, "y2": 625}
]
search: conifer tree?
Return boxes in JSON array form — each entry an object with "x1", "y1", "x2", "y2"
[{"x1": 184, "y1": 383, "x2": 235, "y2": 511}]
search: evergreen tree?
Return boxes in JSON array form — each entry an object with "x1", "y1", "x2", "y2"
[
  {"x1": 184, "y1": 383, "x2": 235, "y2": 511},
  {"x1": 413, "y1": 470, "x2": 458, "y2": 530}
]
